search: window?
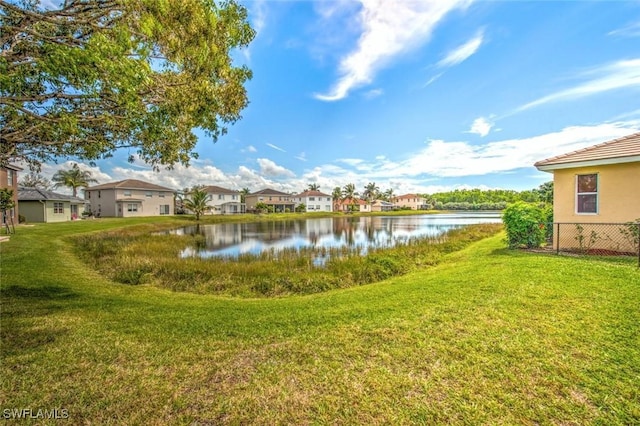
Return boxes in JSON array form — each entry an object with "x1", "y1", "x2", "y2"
[
  {"x1": 576, "y1": 174, "x2": 598, "y2": 214},
  {"x1": 309, "y1": 197, "x2": 315, "y2": 201},
  {"x1": 127, "y1": 203, "x2": 138, "y2": 212},
  {"x1": 232, "y1": 195, "x2": 238, "y2": 200},
  {"x1": 53, "y1": 202, "x2": 64, "y2": 214},
  {"x1": 159, "y1": 192, "x2": 165, "y2": 198},
  {"x1": 98, "y1": 190, "x2": 101, "y2": 198},
  {"x1": 159, "y1": 205, "x2": 170, "y2": 215},
  {"x1": 145, "y1": 191, "x2": 153, "y2": 198},
  {"x1": 7, "y1": 170, "x2": 14, "y2": 186},
  {"x1": 123, "y1": 190, "x2": 132, "y2": 196},
  {"x1": 218, "y1": 194, "x2": 224, "y2": 200}
]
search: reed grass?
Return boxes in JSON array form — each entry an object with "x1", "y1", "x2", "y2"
[{"x1": 72, "y1": 223, "x2": 502, "y2": 297}]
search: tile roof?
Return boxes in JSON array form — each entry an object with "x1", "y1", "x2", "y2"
[
  {"x1": 534, "y1": 132, "x2": 640, "y2": 169},
  {"x1": 296, "y1": 190, "x2": 331, "y2": 197},
  {"x1": 86, "y1": 179, "x2": 174, "y2": 192},
  {"x1": 202, "y1": 185, "x2": 240, "y2": 194},
  {"x1": 18, "y1": 187, "x2": 86, "y2": 203}
]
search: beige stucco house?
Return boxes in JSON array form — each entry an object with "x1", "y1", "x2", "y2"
[
  {"x1": 245, "y1": 188, "x2": 295, "y2": 213},
  {"x1": 201, "y1": 185, "x2": 245, "y2": 214},
  {"x1": 535, "y1": 132, "x2": 640, "y2": 252},
  {"x1": 85, "y1": 179, "x2": 175, "y2": 217},
  {"x1": 535, "y1": 132, "x2": 640, "y2": 223},
  {"x1": 335, "y1": 198, "x2": 371, "y2": 213},
  {"x1": 18, "y1": 188, "x2": 87, "y2": 223},
  {"x1": 293, "y1": 190, "x2": 333, "y2": 212},
  {"x1": 392, "y1": 194, "x2": 429, "y2": 210}
]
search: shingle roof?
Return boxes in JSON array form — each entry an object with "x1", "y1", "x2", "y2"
[
  {"x1": 534, "y1": 132, "x2": 640, "y2": 169},
  {"x1": 18, "y1": 187, "x2": 86, "y2": 203},
  {"x1": 86, "y1": 179, "x2": 174, "y2": 192},
  {"x1": 249, "y1": 188, "x2": 291, "y2": 196},
  {"x1": 202, "y1": 185, "x2": 239, "y2": 194}
]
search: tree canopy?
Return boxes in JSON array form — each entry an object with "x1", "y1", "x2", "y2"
[{"x1": 0, "y1": 0, "x2": 255, "y2": 170}]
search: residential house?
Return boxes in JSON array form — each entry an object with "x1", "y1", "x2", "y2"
[
  {"x1": 534, "y1": 132, "x2": 640, "y2": 251},
  {"x1": 392, "y1": 193, "x2": 429, "y2": 210},
  {"x1": 201, "y1": 185, "x2": 245, "y2": 214},
  {"x1": 0, "y1": 164, "x2": 21, "y2": 224},
  {"x1": 371, "y1": 199, "x2": 394, "y2": 212},
  {"x1": 335, "y1": 198, "x2": 371, "y2": 213},
  {"x1": 18, "y1": 187, "x2": 87, "y2": 223},
  {"x1": 84, "y1": 179, "x2": 175, "y2": 217},
  {"x1": 245, "y1": 188, "x2": 295, "y2": 213},
  {"x1": 294, "y1": 190, "x2": 333, "y2": 212}
]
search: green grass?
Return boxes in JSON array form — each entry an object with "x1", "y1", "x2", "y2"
[{"x1": 1, "y1": 217, "x2": 639, "y2": 424}]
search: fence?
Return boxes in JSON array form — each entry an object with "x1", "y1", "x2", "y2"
[{"x1": 545, "y1": 222, "x2": 640, "y2": 266}]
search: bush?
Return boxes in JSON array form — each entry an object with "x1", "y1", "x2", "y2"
[
  {"x1": 18, "y1": 214, "x2": 26, "y2": 223},
  {"x1": 502, "y1": 202, "x2": 546, "y2": 249}
]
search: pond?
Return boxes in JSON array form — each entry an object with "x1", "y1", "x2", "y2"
[{"x1": 167, "y1": 212, "x2": 502, "y2": 260}]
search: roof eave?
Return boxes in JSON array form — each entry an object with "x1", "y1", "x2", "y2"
[{"x1": 535, "y1": 155, "x2": 640, "y2": 171}]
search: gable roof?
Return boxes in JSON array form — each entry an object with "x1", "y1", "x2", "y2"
[
  {"x1": 86, "y1": 179, "x2": 174, "y2": 192},
  {"x1": 18, "y1": 187, "x2": 86, "y2": 203},
  {"x1": 249, "y1": 188, "x2": 291, "y2": 196},
  {"x1": 535, "y1": 132, "x2": 640, "y2": 171},
  {"x1": 202, "y1": 185, "x2": 239, "y2": 195},
  {"x1": 296, "y1": 190, "x2": 330, "y2": 197}
]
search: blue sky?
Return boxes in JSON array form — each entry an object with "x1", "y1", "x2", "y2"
[{"x1": 43, "y1": 0, "x2": 640, "y2": 195}]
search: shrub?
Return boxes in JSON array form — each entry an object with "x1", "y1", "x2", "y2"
[
  {"x1": 18, "y1": 214, "x2": 26, "y2": 223},
  {"x1": 502, "y1": 202, "x2": 546, "y2": 249}
]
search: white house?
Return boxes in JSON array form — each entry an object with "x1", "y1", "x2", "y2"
[
  {"x1": 201, "y1": 185, "x2": 245, "y2": 214},
  {"x1": 294, "y1": 190, "x2": 333, "y2": 212}
]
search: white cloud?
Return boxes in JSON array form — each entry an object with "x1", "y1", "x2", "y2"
[
  {"x1": 515, "y1": 58, "x2": 640, "y2": 113},
  {"x1": 468, "y1": 117, "x2": 494, "y2": 137},
  {"x1": 295, "y1": 152, "x2": 307, "y2": 161},
  {"x1": 243, "y1": 145, "x2": 257, "y2": 153},
  {"x1": 257, "y1": 158, "x2": 295, "y2": 178},
  {"x1": 437, "y1": 30, "x2": 484, "y2": 68},
  {"x1": 315, "y1": 0, "x2": 472, "y2": 101},
  {"x1": 363, "y1": 88, "x2": 384, "y2": 99},
  {"x1": 266, "y1": 143, "x2": 286, "y2": 152},
  {"x1": 423, "y1": 72, "x2": 443, "y2": 88}
]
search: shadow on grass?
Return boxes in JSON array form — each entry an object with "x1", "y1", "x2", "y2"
[{"x1": 1, "y1": 285, "x2": 78, "y2": 355}]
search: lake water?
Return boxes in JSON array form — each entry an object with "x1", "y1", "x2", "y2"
[{"x1": 168, "y1": 212, "x2": 502, "y2": 260}]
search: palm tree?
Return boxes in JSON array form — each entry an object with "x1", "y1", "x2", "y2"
[
  {"x1": 332, "y1": 186, "x2": 342, "y2": 211},
  {"x1": 362, "y1": 182, "x2": 379, "y2": 203},
  {"x1": 240, "y1": 187, "x2": 250, "y2": 203},
  {"x1": 307, "y1": 183, "x2": 320, "y2": 191},
  {"x1": 383, "y1": 187, "x2": 395, "y2": 202},
  {"x1": 51, "y1": 163, "x2": 97, "y2": 197},
  {"x1": 342, "y1": 183, "x2": 358, "y2": 211},
  {"x1": 183, "y1": 187, "x2": 211, "y2": 220}
]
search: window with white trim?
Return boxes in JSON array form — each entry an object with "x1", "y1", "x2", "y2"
[
  {"x1": 576, "y1": 174, "x2": 598, "y2": 214},
  {"x1": 123, "y1": 190, "x2": 132, "y2": 196},
  {"x1": 53, "y1": 202, "x2": 64, "y2": 214},
  {"x1": 127, "y1": 203, "x2": 138, "y2": 212},
  {"x1": 159, "y1": 205, "x2": 170, "y2": 215}
]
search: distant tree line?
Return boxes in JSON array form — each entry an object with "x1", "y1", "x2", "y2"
[{"x1": 426, "y1": 182, "x2": 553, "y2": 210}]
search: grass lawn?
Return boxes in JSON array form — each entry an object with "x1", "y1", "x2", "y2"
[{"x1": 1, "y1": 217, "x2": 639, "y2": 424}]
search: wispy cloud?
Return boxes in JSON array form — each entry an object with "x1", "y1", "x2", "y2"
[
  {"x1": 467, "y1": 117, "x2": 494, "y2": 137},
  {"x1": 242, "y1": 145, "x2": 257, "y2": 153},
  {"x1": 515, "y1": 58, "x2": 640, "y2": 113},
  {"x1": 295, "y1": 152, "x2": 307, "y2": 161},
  {"x1": 608, "y1": 21, "x2": 640, "y2": 38},
  {"x1": 266, "y1": 143, "x2": 286, "y2": 152},
  {"x1": 315, "y1": 0, "x2": 472, "y2": 101},
  {"x1": 437, "y1": 30, "x2": 484, "y2": 68}
]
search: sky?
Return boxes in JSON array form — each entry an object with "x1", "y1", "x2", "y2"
[{"x1": 39, "y1": 0, "x2": 640, "y2": 196}]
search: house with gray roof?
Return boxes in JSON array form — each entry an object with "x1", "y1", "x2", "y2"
[
  {"x1": 18, "y1": 187, "x2": 87, "y2": 223},
  {"x1": 84, "y1": 179, "x2": 175, "y2": 217}
]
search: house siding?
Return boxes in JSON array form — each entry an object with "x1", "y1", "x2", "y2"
[
  {"x1": 553, "y1": 162, "x2": 640, "y2": 224},
  {"x1": 86, "y1": 186, "x2": 174, "y2": 217},
  {"x1": 0, "y1": 166, "x2": 20, "y2": 221}
]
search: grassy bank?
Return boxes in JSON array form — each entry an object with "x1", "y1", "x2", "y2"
[
  {"x1": 1, "y1": 218, "x2": 639, "y2": 424},
  {"x1": 71, "y1": 219, "x2": 501, "y2": 297}
]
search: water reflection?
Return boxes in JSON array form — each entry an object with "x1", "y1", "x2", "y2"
[{"x1": 167, "y1": 212, "x2": 502, "y2": 260}]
